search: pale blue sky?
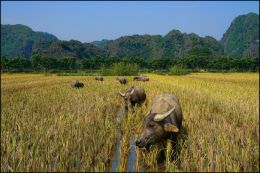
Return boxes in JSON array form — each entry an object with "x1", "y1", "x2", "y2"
[{"x1": 1, "y1": 1, "x2": 259, "y2": 43}]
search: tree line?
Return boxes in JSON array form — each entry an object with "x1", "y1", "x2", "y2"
[{"x1": 1, "y1": 54, "x2": 259, "y2": 72}]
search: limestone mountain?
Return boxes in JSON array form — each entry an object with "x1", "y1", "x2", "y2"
[
  {"x1": 221, "y1": 13, "x2": 259, "y2": 58},
  {"x1": 105, "y1": 30, "x2": 223, "y2": 59},
  {"x1": 91, "y1": 39, "x2": 110, "y2": 48},
  {"x1": 163, "y1": 30, "x2": 223, "y2": 58},
  {"x1": 32, "y1": 40, "x2": 107, "y2": 59},
  {"x1": 1, "y1": 13, "x2": 259, "y2": 59},
  {"x1": 105, "y1": 34, "x2": 165, "y2": 59},
  {"x1": 1, "y1": 24, "x2": 58, "y2": 57}
]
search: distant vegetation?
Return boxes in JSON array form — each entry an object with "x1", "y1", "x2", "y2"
[{"x1": 1, "y1": 54, "x2": 258, "y2": 74}]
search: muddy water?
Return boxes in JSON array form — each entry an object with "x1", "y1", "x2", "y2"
[
  {"x1": 110, "y1": 108, "x2": 144, "y2": 172},
  {"x1": 126, "y1": 134, "x2": 137, "y2": 172},
  {"x1": 110, "y1": 109, "x2": 123, "y2": 172}
]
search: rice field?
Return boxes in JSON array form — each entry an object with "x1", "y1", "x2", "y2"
[{"x1": 1, "y1": 72, "x2": 259, "y2": 172}]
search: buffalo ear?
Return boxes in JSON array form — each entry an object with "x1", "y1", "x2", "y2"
[{"x1": 163, "y1": 124, "x2": 179, "y2": 133}]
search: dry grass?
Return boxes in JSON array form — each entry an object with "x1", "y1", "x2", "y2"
[{"x1": 1, "y1": 72, "x2": 259, "y2": 172}]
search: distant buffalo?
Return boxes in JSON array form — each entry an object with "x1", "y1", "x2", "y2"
[
  {"x1": 133, "y1": 76, "x2": 149, "y2": 82},
  {"x1": 71, "y1": 80, "x2": 84, "y2": 89},
  {"x1": 136, "y1": 93, "x2": 183, "y2": 150},
  {"x1": 117, "y1": 77, "x2": 127, "y2": 85},
  {"x1": 119, "y1": 86, "x2": 146, "y2": 112},
  {"x1": 95, "y1": 76, "x2": 104, "y2": 81}
]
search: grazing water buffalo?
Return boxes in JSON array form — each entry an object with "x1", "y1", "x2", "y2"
[
  {"x1": 133, "y1": 76, "x2": 149, "y2": 82},
  {"x1": 71, "y1": 80, "x2": 84, "y2": 89},
  {"x1": 95, "y1": 76, "x2": 104, "y2": 81},
  {"x1": 117, "y1": 77, "x2": 127, "y2": 85},
  {"x1": 136, "y1": 93, "x2": 183, "y2": 149},
  {"x1": 119, "y1": 86, "x2": 146, "y2": 112}
]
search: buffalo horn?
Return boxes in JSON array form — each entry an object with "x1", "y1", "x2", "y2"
[
  {"x1": 130, "y1": 88, "x2": 135, "y2": 95},
  {"x1": 154, "y1": 106, "x2": 175, "y2": 122},
  {"x1": 119, "y1": 92, "x2": 126, "y2": 97}
]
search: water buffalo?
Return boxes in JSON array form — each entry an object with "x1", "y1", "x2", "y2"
[
  {"x1": 136, "y1": 93, "x2": 183, "y2": 149},
  {"x1": 119, "y1": 86, "x2": 146, "y2": 112},
  {"x1": 95, "y1": 76, "x2": 104, "y2": 81},
  {"x1": 133, "y1": 76, "x2": 149, "y2": 82},
  {"x1": 117, "y1": 77, "x2": 127, "y2": 85},
  {"x1": 71, "y1": 80, "x2": 84, "y2": 89}
]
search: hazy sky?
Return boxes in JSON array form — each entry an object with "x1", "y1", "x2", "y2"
[{"x1": 1, "y1": 1, "x2": 259, "y2": 43}]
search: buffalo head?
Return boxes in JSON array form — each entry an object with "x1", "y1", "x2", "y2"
[{"x1": 136, "y1": 106, "x2": 180, "y2": 149}]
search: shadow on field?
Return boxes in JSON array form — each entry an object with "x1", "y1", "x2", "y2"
[
  {"x1": 156, "y1": 125, "x2": 189, "y2": 170},
  {"x1": 174, "y1": 125, "x2": 188, "y2": 168}
]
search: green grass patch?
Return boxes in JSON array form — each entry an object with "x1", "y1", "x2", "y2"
[
  {"x1": 57, "y1": 72, "x2": 98, "y2": 76},
  {"x1": 100, "y1": 62, "x2": 139, "y2": 76},
  {"x1": 168, "y1": 65, "x2": 190, "y2": 75}
]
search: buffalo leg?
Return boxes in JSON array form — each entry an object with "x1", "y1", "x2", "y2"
[
  {"x1": 130, "y1": 104, "x2": 134, "y2": 112},
  {"x1": 130, "y1": 102, "x2": 135, "y2": 112},
  {"x1": 170, "y1": 134, "x2": 180, "y2": 164},
  {"x1": 157, "y1": 148, "x2": 166, "y2": 164}
]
